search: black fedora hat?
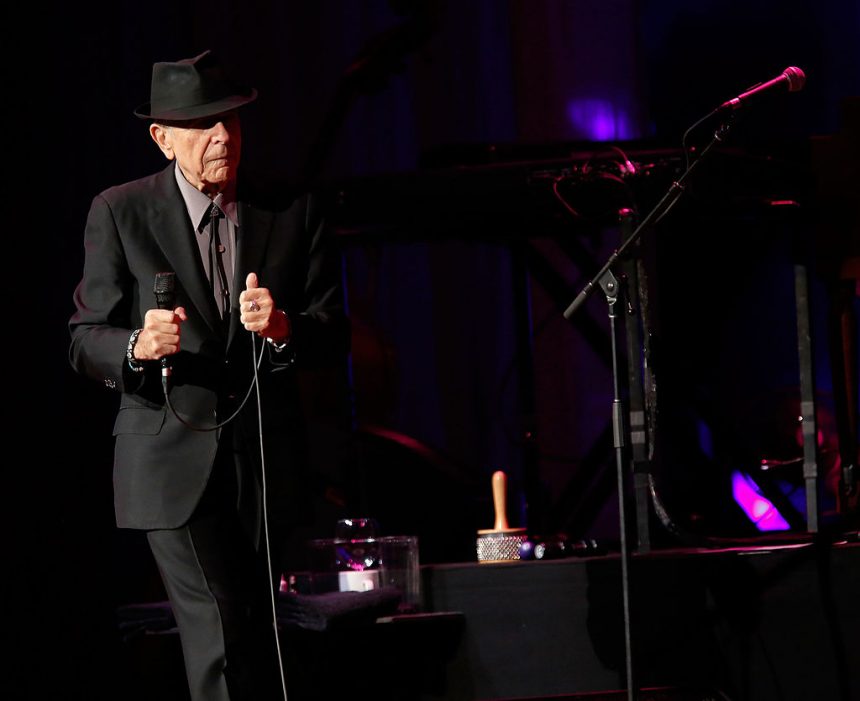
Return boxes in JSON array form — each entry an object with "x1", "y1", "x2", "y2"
[{"x1": 133, "y1": 49, "x2": 257, "y2": 121}]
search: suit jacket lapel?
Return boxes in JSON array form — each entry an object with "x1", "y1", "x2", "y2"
[{"x1": 150, "y1": 165, "x2": 222, "y2": 334}]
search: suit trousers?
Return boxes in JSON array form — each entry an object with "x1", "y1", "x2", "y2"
[{"x1": 146, "y1": 429, "x2": 283, "y2": 701}]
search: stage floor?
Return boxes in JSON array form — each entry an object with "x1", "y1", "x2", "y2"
[
  {"x1": 418, "y1": 537, "x2": 860, "y2": 701},
  {"x1": 112, "y1": 536, "x2": 860, "y2": 701}
]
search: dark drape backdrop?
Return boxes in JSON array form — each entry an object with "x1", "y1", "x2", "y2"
[{"x1": 15, "y1": 0, "x2": 859, "y2": 697}]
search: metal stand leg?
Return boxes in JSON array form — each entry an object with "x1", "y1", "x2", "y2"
[
  {"x1": 619, "y1": 208, "x2": 653, "y2": 553},
  {"x1": 794, "y1": 263, "x2": 820, "y2": 532},
  {"x1": 599, "y1": 268, "x2": 636, "y2": 700}
]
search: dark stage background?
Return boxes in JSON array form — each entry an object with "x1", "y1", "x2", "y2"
[{"x1": 14, "y1": 1, "x2": 859, "y2": 699}]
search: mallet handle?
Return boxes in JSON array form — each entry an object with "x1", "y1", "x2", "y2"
[{"x1": 492, "y1": 470, "x2": 510, "y2": 531}]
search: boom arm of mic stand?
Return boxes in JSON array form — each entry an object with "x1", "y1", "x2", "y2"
[{"x1": 563, "y1": 122, "x2": 731, "y2": 320}]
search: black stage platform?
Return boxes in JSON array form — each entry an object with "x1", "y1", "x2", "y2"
[{"x1": 114, "y1": 537, "x2": 860, "y2": 701}]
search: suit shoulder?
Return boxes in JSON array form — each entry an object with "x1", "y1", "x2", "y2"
[
  {"x1": 237, "y1": 171, "x2": 335, "y2": 214},
  {"x1": 239, "y1": 182, "x2": 301, "y2": 213},
  {"x1": 95, "y1": 167, "x2": 172, "y2": 207}
]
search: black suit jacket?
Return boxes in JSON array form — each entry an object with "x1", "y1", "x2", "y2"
[{"x1": 69, "y1": 164, "x2": 348, "y2": 532}]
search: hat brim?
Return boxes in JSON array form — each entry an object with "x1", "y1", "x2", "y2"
[{"x1": 133, "y1": 89, "x2": 258, "y2": 121}]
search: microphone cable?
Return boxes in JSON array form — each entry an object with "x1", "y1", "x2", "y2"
[
  {"x1": 160, "y1": 337, "x2": 264, "y2": 433},
  {"x1": 160, "y1": 331, "x2": 291, "y2": 701},
  {"x1": 248, "y1": 332, "x2": 290, "y2": 701}
]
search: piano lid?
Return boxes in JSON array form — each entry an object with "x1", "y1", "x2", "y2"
[{"x1": 327, "y1": 139, "x2": 810, "y2": 243}]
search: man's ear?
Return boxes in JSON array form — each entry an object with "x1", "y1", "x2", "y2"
[{"x1": 149, "y1": 123, "x2": 175, "y2": 160}]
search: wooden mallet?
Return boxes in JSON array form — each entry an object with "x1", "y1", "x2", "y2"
[{"x1": 476, "y1": 470, "x2": 528, "y2": 562}]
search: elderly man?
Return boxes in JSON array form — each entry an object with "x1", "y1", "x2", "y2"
[{"x1": 69, "y1": 50, "x2": 349, "y2": 701}]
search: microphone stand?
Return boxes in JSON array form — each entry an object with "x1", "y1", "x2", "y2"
[{"x1": 562, "y1": 118, "x2": 734, "y2": 701}]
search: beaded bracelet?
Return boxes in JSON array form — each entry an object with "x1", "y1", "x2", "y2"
[
  {"x1": 126, "y1": 328, "x2": 145, "y2": 372},
  {"x1": 266, "y1": 337, "x2": 289, "y2": 352}
]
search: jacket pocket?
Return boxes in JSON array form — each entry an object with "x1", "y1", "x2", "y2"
[{"x1": 112, "y1": 406, "x2": 166, "y2": 436}]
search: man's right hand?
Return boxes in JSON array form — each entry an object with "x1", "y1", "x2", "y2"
[{"x1": 133, "y1": 307, "x2": 188, "y2": 361}]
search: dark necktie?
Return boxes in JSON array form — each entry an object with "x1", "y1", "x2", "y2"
[{"x1": 207, "y1": 203, "x2": 230, "y2": 318}]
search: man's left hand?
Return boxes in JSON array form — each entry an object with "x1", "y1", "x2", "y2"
[{"x1": 239, "y1": 272, "x2": 290, "y2": 343}]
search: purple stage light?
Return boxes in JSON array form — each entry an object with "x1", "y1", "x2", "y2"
[
  {"x1": 731, "y1": 470, "x2": 791, "y2": 532},
  {"x1": 565, "y1": 98, "x2": 635, "y2": 141}
]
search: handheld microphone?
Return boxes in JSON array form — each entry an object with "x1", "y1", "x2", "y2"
[
  {"x1": 153, "y1": 272, "x2": 176, "y2": 385},
  {"x1": 718, "y1": 66, "x2": 805, "y2": 112}
]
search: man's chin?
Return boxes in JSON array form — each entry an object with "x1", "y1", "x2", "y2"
[{"x1": 203, "y1": 166, "x2": 237, "y2": 190}]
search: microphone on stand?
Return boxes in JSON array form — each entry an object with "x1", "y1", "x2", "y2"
[
  {"x1": 718, "y1": 66, "x2": 806, "y2": 112},
  {"x1": 153, "y1": 272, "x2": 176, "y2": 389}
]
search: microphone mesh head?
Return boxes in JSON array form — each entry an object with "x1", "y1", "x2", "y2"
[
  {"x1": 154, "y1": 272, "x2": 175, "y2": 295},
  {"x1": 154, "y1": 272, "x2": 176, "y2": 310},
  {"x1": 783, "y1": 66, "x2": 806, "y2": 92}
]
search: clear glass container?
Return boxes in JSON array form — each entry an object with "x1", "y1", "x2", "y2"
[{"x1": 306, "y1": 534, "x2": 421, "y2": 613}]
